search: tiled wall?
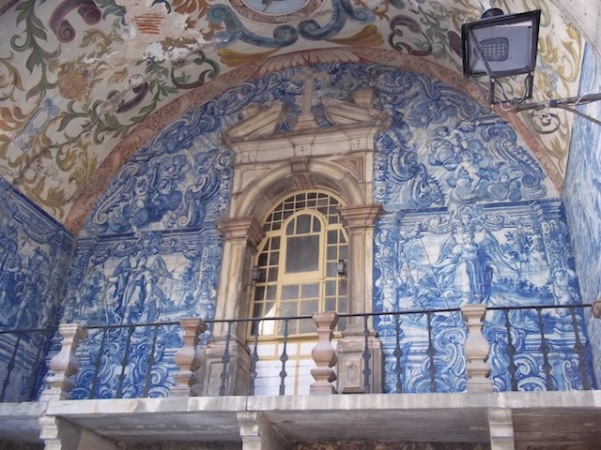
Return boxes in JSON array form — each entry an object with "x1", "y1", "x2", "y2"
[
  {"x1": 55, "y1": 63, "x2": 595, "y2": 397},
  {"x1": 0, "y1": 178, "x2": 73, "y2": 401},
  {"x1": 565, "y1": 44, "x2": 601, "y2": 386}
]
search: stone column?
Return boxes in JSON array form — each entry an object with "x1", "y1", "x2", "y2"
[
  {"x1": 488, "y1": 408, "x2": 515, "y2": 450},
  {"x1": 336, "y1": 204, "x2": 383, "y2": 394},
  {"x1": 40, "y1": 324, "x2": 86, "y2": 402},
  {"x1": 310, "y1": 312, "x2": 338, "y2": 395},
  {"x1": 172, "y1": 318, "x2": 206, "y2": 397},
  {"x1": 462, "y1": 304, "x2": 493, "y2": 392},
  {"x1": 238, "y1": 412, "x2": 290, "y2": 450},
  {"x1": 199, "y1": 218, "x2": 264, "y2": 396}
]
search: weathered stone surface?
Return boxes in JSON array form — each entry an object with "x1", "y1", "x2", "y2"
[{"x1": 293, "y1": 442, "x2": 489, "y2": 450}]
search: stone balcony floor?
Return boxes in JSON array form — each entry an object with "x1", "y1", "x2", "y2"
[{"x1": 2, "y1": 391, "x2": 601, "y2": 447}]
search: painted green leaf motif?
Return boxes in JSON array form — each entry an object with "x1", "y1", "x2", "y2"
[
  {"x1": 95, "y1": 0, "x2": 127, "y2": 24},
  {"x1": 11, "y1": 0, "x2": 59, "y2": 100}
]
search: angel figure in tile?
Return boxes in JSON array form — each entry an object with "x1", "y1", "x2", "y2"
[{"x1": 434, "y1": 229, "x2": 508, "y2": 305}]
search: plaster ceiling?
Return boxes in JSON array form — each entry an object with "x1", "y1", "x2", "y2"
[{"x1": 0, "y1": 0, "x2": 592, "y2": 234}]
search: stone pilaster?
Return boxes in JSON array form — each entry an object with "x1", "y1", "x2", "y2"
[
  {"x1": 462, "y1": 304, "x2": 493, "y2": 392},
  {"x1": 214, "y1": 217, "x2": 265, "y2": 340},
  {"x1": 238, "y1": 412, "x2": 290, "y2": 450},
  {"x1": 337, "y1": 205, "x2": 383, "y2": 393},
  {"x1": 339, "y1": 204, "x2": 382, "y2": 320},
  {"x1": 199, "y1": 218, "x2": 264, "y2": 396},
  {"x1": 40, "y1": 324, "x2": 86, "y2": 402},
  {"x1": 198, "y1": 337, "x2": 252, "y2": 396},
  {"x1": 488, "y1": 408, "x2": 515, "y2": 450}
]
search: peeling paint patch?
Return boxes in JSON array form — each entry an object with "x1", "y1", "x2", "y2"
[
  {"x1": 120, "y1": 0, "x2": 210, "y2": 63},
  {"x1": 132, "y1": 12, "x2": 165, "y2": 35}
]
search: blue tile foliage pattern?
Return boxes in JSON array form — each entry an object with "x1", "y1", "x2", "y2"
[
  {"x1": 53, "y1": 63, "x2": 594, "y2": 398},
  {"x1": 565, "y1": 44, "x2": 601, "y2": 386},
  {"x1": 0, "y1": 178, "x2": 73, "y2": 401}
]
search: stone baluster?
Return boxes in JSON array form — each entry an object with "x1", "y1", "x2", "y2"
[
  {"x1": 172, "y1": 318, "x2": 206, "y2": 397},
  {"x1": 310, "y1": 312, "x2": 338, "y2": 395},
  {"x1": 40, "y1": 323, "x2": 87, "y2": 402},
  {"x1": 461, "y1": 304, "x2": 493, "y2": 392},
  {"x1": 592, "y1": 300, "x2": 601, "y2": 318}
]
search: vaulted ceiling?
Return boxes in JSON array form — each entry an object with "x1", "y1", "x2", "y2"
[{"x1": 0, "y1": 0, "x2": 597, "y2": 234}]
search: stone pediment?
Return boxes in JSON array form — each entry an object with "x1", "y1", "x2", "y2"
[
  {"x1": 224, "y1": 87, "x2": 390, "y2": 145},
  {"x1": 225, "y1": 101, "x2": 287, "y2": 140},
  {"x1": 321, "y1": 87, "x2": 387, "y2": 126},
  {"x1": 225, "y1": 86, "x2": 388, "y2": 220}
]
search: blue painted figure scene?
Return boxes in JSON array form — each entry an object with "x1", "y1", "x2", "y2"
[{"x1": 434, "y1": 230, "x2": 503, "y2": 305}]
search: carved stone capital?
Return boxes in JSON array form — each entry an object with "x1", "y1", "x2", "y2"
[
  {"x1": 217, "y1": 217, "x2": 265, "y2": 249},
  {"x1": 339, "y1": 204, "x2": 382, "y2": 229}
]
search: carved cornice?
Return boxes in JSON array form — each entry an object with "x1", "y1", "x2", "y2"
[
  {"x1": 217, "y1": 217, "x2": 265, "y2": 248},
  {"x1": 339, "y1": 204, "x2": 382, "y2": 229}
]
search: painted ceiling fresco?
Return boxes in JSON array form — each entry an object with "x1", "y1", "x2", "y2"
[{"x1": 0, "y1": 0, "x2": 585, "y2": 230}]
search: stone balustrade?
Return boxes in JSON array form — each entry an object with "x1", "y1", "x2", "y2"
[
  {"x1": 172, "y1": 318, "x2": 207, "y2": 397},
  {"x1": 310, "y1": 312, "x2": 339, "y2": 395},
  {"x1": 40, "y1": 323, "x2": 87, "y2": 402},
  {"x1": 461, "y1": 304, "x2": 493, "y2": 393},
  {"x1": 35, "y1": 309, "x2": 496, "y2": 402}
]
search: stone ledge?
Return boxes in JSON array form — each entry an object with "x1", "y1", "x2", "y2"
[{"x1": 3, "y1": 391, "x2": 601, "y2": 446}]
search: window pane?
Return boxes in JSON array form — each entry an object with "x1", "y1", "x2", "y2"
[
  {"x1": 326, "y1": 262, "x2": 337, "y2": 277},
  {"x1": 255, "y1": 286, "x2": 265, "y2": 300},
  {"x1": 282, "y1": 285, "x2": 299, "y2": 300},
  {"x1": 280, "y1": 302, "x2": 297, "y2": 316},
  {"x1": 296, "y1": 215, "x2": 311, "y2": 234},
  {"x1": 253, "y1": 303, "x2": 263, "y2": 318},
  {"x1": 271, "y1": 237, "x2": 280, "y2": 250},
  {"x1": 301, "y1": 283, "x2": 319, "y2": 298},
  {"x1": 298, "y1": 318, "x2": 314, "y2": 334},
  {"x1": 325, "y1": 281, "x2": 336, "y2": 296},
  {"x1": 258, "y1": 252, "x2": 268, "y2": 266},
  {"x1": 327, "y1": 230, "x2": 337, "y2": 244},
  {"x1": 286, "y1": 236, "x2": 319, "y2": 273},
  {"x1": 264, "y1": 301, "x2": 276, "y2": 315},
  {"x1": 325, "y1": 298, "x2": 337, "y2": 311},
  {"x1": 300, "y1": 300, "x2": 318, "y2": 315},
  {"x1": 266, "y1": 285, "x2": 276, "y2": 300},
  {"x1": 312, "y1": 217, "x2": 321, "y2": 232},
  {"x1": 327, "y1": 246, "x2": 337, "y2": 260}
]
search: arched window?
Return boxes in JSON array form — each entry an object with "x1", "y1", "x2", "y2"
[{"x1": 249, "y1": 191, "x2": 348, "y2": 394}]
